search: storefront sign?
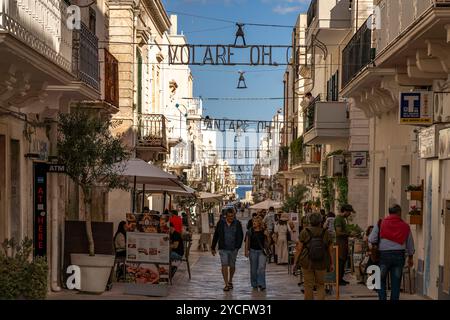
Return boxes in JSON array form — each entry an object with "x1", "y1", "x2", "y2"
[
  {"x1": 399, "y1": 91, "x2": 433, "y2": 125},
  {"x1": 419, "y1": 126, "x2": 439, "y2": 159},
  {"x1": 33, "y1": 163, "x2": 47, "y2": 257},
  {"x1": 47, "y1": 163, "x2": 66, "y2": 173},
  {"x1": 351, "y1": 152, "x2": 368, "y2": 168},
  {"x1": 439, "y1": 127, "x2": 450, "y2": 160}
]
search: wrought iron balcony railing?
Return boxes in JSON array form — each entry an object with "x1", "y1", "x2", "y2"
[
  {"x1": 137, "y1": 114, "x2": 168, "y2": 150},
  {"x1": 72, "y1": 22, "x2": 99, "y2": 91},
  {"x1": 341, "y1": 15, "x2": 374, "y2": 88},
  {"x1": 304, "y1": 95, "x2": 320, "y2": 132}
]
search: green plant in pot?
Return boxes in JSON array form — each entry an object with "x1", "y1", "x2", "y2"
[
  {"x1": 409, "y1": 205, "x2": 421, "y2": 215},
  {"x1": 58, "y1": 107, "x2": 130, "y2": 293},
  {"x1": 0, "y1": 238, "x2": 48, "y2": 300}
]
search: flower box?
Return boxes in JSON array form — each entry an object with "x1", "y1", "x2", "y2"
[
  {"x1": 410, "y1": 215, "x2": 423, "y2": 225},
  {"x1": 406, "y1": 191, "x2": 423, "y2": 201}
]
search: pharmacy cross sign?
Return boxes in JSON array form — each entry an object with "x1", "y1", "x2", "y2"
[{"x1": 168, "y1": 44, "x2": 299, "y2": 66}]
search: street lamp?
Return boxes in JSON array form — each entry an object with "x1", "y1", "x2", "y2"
[{"x1": 175, "y1": 103, "x2": 188, "y2": 139}]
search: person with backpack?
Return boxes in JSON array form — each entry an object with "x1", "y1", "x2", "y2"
[
  {"x1": 368, "y1": 204, "x2": 415, "y2": 300},
  {"x1": 244, "y1": 216, "x2": 271, "y2": 291},
  {"x1": 293, "y1": 212, "x2": 334, "y2": 300}
]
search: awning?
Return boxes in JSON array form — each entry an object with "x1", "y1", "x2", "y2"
[{"x1": 250, "y1": 199, "x2": 283, "y2": 210}]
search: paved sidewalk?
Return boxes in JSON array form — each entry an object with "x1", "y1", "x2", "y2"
[{"x1": 48, "y1": 250, "x2": 425, "y2": 300}]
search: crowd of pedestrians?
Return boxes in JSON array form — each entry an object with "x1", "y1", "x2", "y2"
[{"x1": 209, "y1": 201, "x2": 415, "y2": 301}]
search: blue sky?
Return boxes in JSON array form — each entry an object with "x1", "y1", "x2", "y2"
[{"x1": 162, "y1": 0, "x2": 310, "y2": 121}]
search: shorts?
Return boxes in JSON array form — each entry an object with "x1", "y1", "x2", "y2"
[{"x1": 219, "y1": 249, "x2": 238, "y2": 267}]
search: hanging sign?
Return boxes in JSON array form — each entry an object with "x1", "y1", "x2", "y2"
[
  {"x1": 351, "y1": 152, "x2": 367, "y2": 168},
  {"x1": 33, "y1": 163, "x2": 47, "y2": 257},
  {"x1": 439, "y1": 127, "x2": 450, "y2": 160},
  {"x1": 399, "y1": 91, "x2": 433, "y2": 125},
  {"x1": 419, "y1": 125, "x2": 440, "y2": 159}
]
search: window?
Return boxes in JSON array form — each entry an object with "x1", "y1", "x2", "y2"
[
  {"x1": 10, "y1": 139, "x2": 21, "y2": 240},
  {"x1": 327, "y1": 71, "x2": 339, "y2": 101}
]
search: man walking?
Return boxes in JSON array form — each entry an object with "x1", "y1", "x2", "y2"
[
  {"x1": 368, "y1": 204, "x2": 415, "y2": 300},
  {"x1": 293, "y1": 213, "x2": 334, "y2": 300},
  {"x1": 263, "y1": 206, "x2": 276, "y2": 263},
  {"x1": 334, "y1": 204, "x2": 355, "y2": 285},
  {"x1": 211, "y1": 208, "x2": 244, "y2": 292}
]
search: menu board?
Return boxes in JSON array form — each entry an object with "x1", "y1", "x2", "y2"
[
  {"x1": 125, "y1": 213, "x2": 170, "y2": 289},
  {"x1": 126, "y1": 232, "x2": 170, "y2": 264}
]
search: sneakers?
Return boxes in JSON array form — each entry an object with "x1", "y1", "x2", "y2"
[{"x1": 258, "y1": 286, "x2": 266, "y2": 291}]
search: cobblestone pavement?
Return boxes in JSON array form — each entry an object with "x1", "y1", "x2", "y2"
[{"x1": 48, "y1": 250, "x2": 425, "y2": 300}]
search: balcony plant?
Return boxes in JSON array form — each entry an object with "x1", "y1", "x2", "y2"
[
  {"x1": 58, "y1": 107, "x2": 130, "y2": 293},
  {"x1": 282, "y1": 184, "x2": 308, "y2": 213},
  {"x1": 409, "y1": 205, "x2": 423, "y2": 225},
  {"x1": 405, "y1": 184, "x2": 423, "y2": 201},
  {"x1": 0, "y1": 238, "x2": 47, "y2": 300},
  {"x1": 290, "y1": 136, "x2": 304, "y2": 165}
]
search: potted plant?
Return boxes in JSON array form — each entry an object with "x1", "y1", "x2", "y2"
[
  {"x1": 58, "y1": 108, "x2": 130, "y2": 293},
  {"x1": 406, "y1": 184, "x2": 423, "y2": 201},
  {"x1": 409, "y1": 205, "x2": 422, "y2": 225}
]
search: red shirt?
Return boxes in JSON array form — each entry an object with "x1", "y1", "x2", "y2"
[{"x1": 170, "y1": 215, "x2": 183, "y2": 233}]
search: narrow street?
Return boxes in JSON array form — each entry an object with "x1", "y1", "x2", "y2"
[{"x1": 47, "y1": 217, "x2": 425, "y2": 300}]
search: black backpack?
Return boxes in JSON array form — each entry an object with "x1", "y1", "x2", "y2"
[{"x1": 305, "y1": 228, "x2": 327, "y2": 262}]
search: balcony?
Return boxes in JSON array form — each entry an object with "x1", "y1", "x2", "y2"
[
  {"x1": 186, "y1": 98, "x2": 203, "y2": 120},
  {"x1": 136, "y1": 114, "x2": 168, "y2": 152},
  {"x1": 303, "y1": 100, "x2": 349, "y2": 145},
  {"x1": 306, "y1": 0, "x2": 351, "y2": 44},
  {"x1": 341, "y1": 15, "x2": 375, "y2": 88},
  {"x1": 376, "y1": 0, "x2": 450, "y2": 61},
  {"x1": 292, "y1": 145, "x2": 322, "y2": 176},
  {"x1": 72, "y1": 22, "x2": 99, "y2": 91}
]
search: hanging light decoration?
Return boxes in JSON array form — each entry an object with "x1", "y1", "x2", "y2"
[
  {"x1": 234, "y1": 23, "x2": 246, "y2": 46},
  {"x1": 237, "y1": 71, "x2": 247, "y2": 89}
]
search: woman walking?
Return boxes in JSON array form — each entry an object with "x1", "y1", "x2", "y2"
[
  {"x1": 274, "y1": 213, "x2": 290, "y2": 264},
  {"x1": 245, "y1": 217, "x2": 270, "y2": 291}
]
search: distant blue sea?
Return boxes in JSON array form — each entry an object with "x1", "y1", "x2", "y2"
[{"x1": 236, "y1": 186, "x2": 252, "y2": 199}]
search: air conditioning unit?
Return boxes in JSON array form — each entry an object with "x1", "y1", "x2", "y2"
[{"x1": 327, "y1": 155, "x2": 345, "y2": 177}]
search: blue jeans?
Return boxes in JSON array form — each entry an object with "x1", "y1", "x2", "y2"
[
  {"x1": 171, "y1": 252, "x2": 183, "y2": 261},
  {"x1": 378, "y1": 251, "x2": 406, "y2": 300},
  {"x1": 249, "y1": 249, "x2": 267, "y2": 289}
]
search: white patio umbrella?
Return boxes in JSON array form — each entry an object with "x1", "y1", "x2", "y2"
[
  {"x1": 198, "y1": 192, "x2": 223, "y2": 203},
  {"x1": 114, "y1": 158, "x2": 189, "y2": 211},
  {"x1": 250, "y1": 199, "x2": 283, "y2": 210}
]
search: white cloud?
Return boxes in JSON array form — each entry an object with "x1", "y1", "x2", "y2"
[{"x1": 272, "y1": 5, "x2": 302, "y2": 15}]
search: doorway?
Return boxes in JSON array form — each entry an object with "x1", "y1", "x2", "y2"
[
  {"x1": 401, "y1": 165, "x2": 410, "y2": 220},
  {"x1": 0, "y1": 135, "x2": 5, "y2": 241},
  {"x1": 424, "y1": 160, "x2": 440, "y2": 299},
  {"x1": 444, "y1": 200, "x2": 450, "y2": 295}
]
